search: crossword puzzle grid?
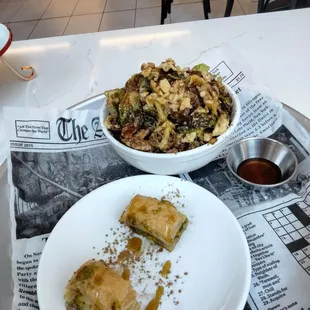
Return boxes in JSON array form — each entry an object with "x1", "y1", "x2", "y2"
[{"x1": 263, "y1": 204, "x2": 310, "y2": 274}]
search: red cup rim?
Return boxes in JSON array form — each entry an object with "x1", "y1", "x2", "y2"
[{"x1": 0, "y1": 25, "x2": 13, "y2": 57}]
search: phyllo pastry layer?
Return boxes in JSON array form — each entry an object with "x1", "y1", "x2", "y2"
[
  {"x1": 64, "y1": 260, "x2": 140, "y2": 310},
  {"x1": 120, "y1": 195, "x2": 188, "y2": 251}
]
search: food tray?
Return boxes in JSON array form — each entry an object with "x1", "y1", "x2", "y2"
[{"x1": 0, "y1": 94, "x2": 309, "y2": 309}]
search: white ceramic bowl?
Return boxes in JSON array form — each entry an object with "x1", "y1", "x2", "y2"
[{"x1": 100, "y1": 84, "x2": 241, "y2": 175}]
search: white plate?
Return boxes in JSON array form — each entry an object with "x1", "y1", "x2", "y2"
[{"x1": 37, "y1": 175, "x2": 251, "y2": 310}]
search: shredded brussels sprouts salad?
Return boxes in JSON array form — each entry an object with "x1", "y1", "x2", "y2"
[{"x1": 104, "y1": 59, "x2": 233, "y2": 153}]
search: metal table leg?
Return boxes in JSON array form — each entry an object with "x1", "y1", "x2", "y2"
[
  {"x1": 202, "y1": 0, "x2": 210, "y2": 19},
  {"x1": 258, "y1": 0, "x2": 265, "y2": 12},
  {"x1": 224, "y1": 0, "x2": 235, "y2": 16},
  {"x1": 161, "y1": 0, "x2": 167, "y2": 24}
]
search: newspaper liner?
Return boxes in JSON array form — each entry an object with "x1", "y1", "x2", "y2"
[{"x1": 3, "y1": 47, "x2": 310, "y2": 310}]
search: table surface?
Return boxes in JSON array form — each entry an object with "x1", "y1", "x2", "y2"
[
  {"x1": 0, "y1": 8, "x2": 309, "y2": 166},
  {"x1": 0, "y1": 9, "x2": 310, "y2": 308},
  {"x1": 0, "y1": 8, "x2": 309, "y2": 115}
]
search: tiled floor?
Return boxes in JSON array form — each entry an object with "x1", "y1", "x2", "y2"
[{"x1": 0, "y1": 0, "x2": 258, "y2": 41}]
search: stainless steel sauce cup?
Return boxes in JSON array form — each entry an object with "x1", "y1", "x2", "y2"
[{"x1": 226, "y1": 137, "x2": 298, "y2": 190}]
